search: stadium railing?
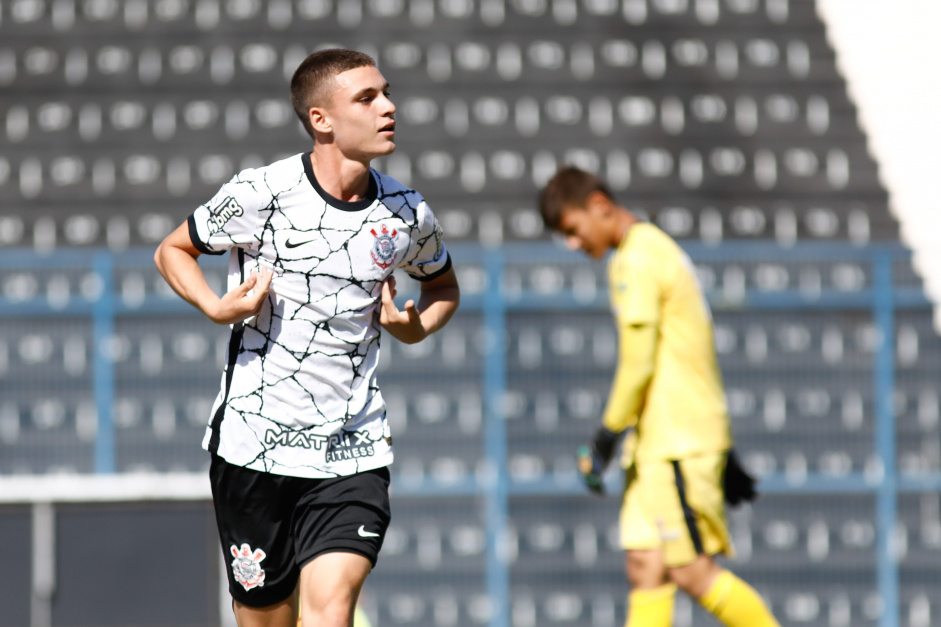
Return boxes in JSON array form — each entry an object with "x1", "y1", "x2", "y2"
[{"x1": 0, "y1": 241, "x2": 937, "y2": 627}]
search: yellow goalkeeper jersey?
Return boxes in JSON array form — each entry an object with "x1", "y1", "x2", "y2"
[{"x1": 605, "y1": 223, "x2": 731, "y2": 462}]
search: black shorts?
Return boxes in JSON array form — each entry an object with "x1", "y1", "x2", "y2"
[{"x1": 210, "y1": 454, "x2": 391, "y2": 608}]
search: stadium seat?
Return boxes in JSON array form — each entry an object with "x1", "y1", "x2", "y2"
[{"x1": 0, "y1": 0, "x2": 935, "y2": 621}]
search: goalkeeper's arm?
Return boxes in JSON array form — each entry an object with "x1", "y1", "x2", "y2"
[
  {"x1": 578, "y1": 323, "x2": 657, "y2": 493},
  {"x1": 601, "y1": 322, "x2": 657, "y2": 433},
  {"x1": 577, "y1": 425, "x2": 622, "y2": 494}
]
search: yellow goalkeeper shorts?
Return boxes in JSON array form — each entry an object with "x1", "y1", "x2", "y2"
[{"x1": 619, "y1": 453, "x2": 733, "y2": 567}]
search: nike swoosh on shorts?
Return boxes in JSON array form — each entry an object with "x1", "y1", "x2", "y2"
[{"x1": 357, "y1": 525, "x2": 380, "y2": 538}]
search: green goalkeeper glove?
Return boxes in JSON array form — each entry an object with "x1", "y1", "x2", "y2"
[
  {"x1": 577, "y1": 445, "x2": 605, "y2": 494},
  {"x1": 576, "y1": 426, "x2": 619, "y2": 495}
]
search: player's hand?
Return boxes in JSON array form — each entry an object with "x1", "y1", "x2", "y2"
[
  {"x1": 210, "y1": 268, "x2": 273, "y2": 325},
  {"x1": 379, "y1": 275, "x2": 426, "y2": 343},
  {"x1": 577, "y1": 445, "x2": 606, "y2": 494},
  {"x1": 723, "y1": 448, "x2": 758, "y2": 506},
  {"x1": 576, "y1": 426, "x2": 621, "y2": 495}
]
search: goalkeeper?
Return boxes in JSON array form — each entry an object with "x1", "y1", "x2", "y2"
[{"x1": 538, "y1": 167, "x2": 779, "y2": 627}]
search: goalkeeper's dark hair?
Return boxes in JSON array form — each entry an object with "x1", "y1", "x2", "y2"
[
  {"x1": 538, "y1": 166, "x2": 616, "y2": 230},
  {"x1": 291, "y1": 48, "x2": 377, "y2": 140}
]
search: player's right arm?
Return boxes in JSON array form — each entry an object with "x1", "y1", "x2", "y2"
[
  {"x1": 601, "y1": 321, "x2": 657, "y2": 432},
  {"x1": 601, "y1": 226, "x2": 663, "y2": 432},
  {"x1": 578, "y1": 227, "x2": 662, "y2": 492},
  {"x1": 577, "y1": 320, "x2": 657, "y2": 492},
  {"x1": 154, "y1": 222, "x2": 272, "y2": 325}
]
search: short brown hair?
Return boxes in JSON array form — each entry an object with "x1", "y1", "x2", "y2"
[
  {"x1": 290, "y1": 48, "x2": 376, "y2": 139},
  {"x1": 538, "y1": 166, "x2": 615, "y2": 230}
]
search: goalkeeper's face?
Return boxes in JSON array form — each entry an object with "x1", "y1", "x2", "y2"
[{"x1": 556, "y1": 203, "x2": 612, "y2": 259}]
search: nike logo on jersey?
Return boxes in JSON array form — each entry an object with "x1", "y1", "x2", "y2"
[
  {"x1": 285, "y1": 237, "x2": 317, "y2": 249},
  {"x1": 357, "y1": 525, "x2": 380, "y2": 538}
]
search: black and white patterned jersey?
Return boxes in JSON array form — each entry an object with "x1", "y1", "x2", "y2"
[{"x1": 187, "y1": 153, "x2": 452, "y2": 479}]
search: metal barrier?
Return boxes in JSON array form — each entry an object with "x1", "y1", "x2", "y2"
[{"x1": 1, "y1": 241, "x2": 938, "y2": 627}]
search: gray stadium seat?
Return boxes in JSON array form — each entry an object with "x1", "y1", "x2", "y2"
[{"x1": 1, "y1": 1, "x2": 937, "y2": 624}]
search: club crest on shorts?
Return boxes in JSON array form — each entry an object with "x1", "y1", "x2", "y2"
[
  {"x1": 370, "y1": 224, "x2": 398, "y2": 269},
  {"x1": 230, "y1": 543, "x2": 267, "y2": 591}
]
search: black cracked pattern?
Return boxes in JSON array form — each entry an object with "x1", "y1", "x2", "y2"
[{"x1": 190, "y1": 154, "x2": 449, "y2": 478}]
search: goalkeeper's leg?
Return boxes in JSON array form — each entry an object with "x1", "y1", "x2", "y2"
[
  {"x1": 670, "y1": 556, "x2": 780, "y2": 627},
  {"x1": 625, "y1": 584, "x2": 676, "y2": 627},
  {"x1": 697, "y1": 569, "x2": 779, "y2": 627},
  {"x1": 624, "y1": 550, "x2": 675, "y2": 627}
]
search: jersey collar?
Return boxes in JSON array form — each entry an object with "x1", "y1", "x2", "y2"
[{"x1": 302, "y1": 153, "x2": 378, "y2": 212}]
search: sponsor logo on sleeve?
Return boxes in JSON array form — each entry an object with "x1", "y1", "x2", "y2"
[
  {"x1": 208, "y1": 196, "x2": 244, "y2": 234},
  {"x1": 433, "y1": 224, "x2": 444, "y2": 260}
]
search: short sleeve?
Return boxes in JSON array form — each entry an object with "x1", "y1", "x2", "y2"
[
  {"x1": 187, "y1": 171, "x2": 265, "y2": 255},
  {"x1": 399, "y1": 200, "x2": 452, "y2": 281}
]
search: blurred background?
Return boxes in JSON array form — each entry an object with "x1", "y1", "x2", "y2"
[{"x1": 1, "y1": 0, "x2": 940, "y2": 626}]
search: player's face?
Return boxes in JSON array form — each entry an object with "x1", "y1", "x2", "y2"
[
  {"x1": 323, "y1": 65, "x2": 396, "y2": 162},
  {"x1": 556, "y1": 204, "x2": 610, "y2": 259}
]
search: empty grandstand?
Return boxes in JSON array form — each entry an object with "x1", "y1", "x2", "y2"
[{"x1": 1, "y1": 1, "x2": 939, "y2": 626}]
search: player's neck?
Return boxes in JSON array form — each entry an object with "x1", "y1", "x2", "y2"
[
  {"x1": 308, "y1": 150, "x2": 372, "y2": 202},
  {"x1": 612, "y1": 209, "x2": 638, "y2": 249}
]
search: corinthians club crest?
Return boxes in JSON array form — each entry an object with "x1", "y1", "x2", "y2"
[
  {"x1": 370, "y1": 224, "x2": 398, "y2": 269},
  {"x1": 230, "y1": 543, "x2": 267, "y2": 591}
]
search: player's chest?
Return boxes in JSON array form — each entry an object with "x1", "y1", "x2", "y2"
[{"x1": 263, "y1": 206, "x2": 411, "y2": 279}]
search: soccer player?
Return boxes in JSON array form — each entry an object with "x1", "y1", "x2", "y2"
[
  {"x1": 538, "y1": 167, "x2": 779, "y2": 627},
  {"x1": 155, "y1": 49, "x2": 459, "y2": 627},
  {"x1": 298, "y1": 603, "x2": 371, "y2": 627}
]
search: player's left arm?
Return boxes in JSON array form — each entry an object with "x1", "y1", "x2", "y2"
[{"x1": 379, "y1": 266, "x2": 460, "y2": 344}]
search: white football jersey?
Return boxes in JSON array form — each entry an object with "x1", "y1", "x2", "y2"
[{"x1": 188, "y1": 153, "x2": 451, "y2": 478}]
